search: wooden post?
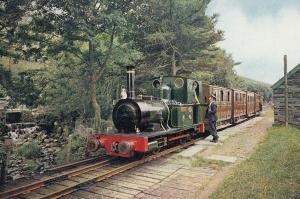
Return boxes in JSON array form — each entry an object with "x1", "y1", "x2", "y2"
[
  {"x1": 67, "y1": 134, "x2": 73, "y2": 162},
  {"x1": 0, "y1": 138, "x2": 13, "y2": 184},
  {"x1": 284, "y1": 55, "x2": 288, "y2": 127},
  {"x1": 0, "y1": 154, "x2": 6, "y2": 184}
]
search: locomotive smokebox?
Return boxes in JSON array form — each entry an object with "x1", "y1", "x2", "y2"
[
  {"x1": 127, "y1": 65, "x2": 135, "y2": 99},
  {"x1": 112, "y1": 99, "x2": 169, "y2": 133}
]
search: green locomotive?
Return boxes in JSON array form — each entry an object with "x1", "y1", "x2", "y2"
[{"x1": 88, "y1": 66, "x2": 263, "y2": 158}]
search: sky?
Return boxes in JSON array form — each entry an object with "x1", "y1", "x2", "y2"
[{"x1": 207, "y1": 0, "x2": 300, "y2": 85}]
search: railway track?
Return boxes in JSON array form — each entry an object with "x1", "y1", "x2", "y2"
[
  {"x1": 0, "y1": 117, "x2": 253, "y2": 199},
  {"x1": 0, "y1": 156, "x2": 115, "y2": 199},
  {"x1": 0, "y1": 137, "x2": 206, "y2": 199},
  {"x1": 45, "y1": 155, "x2": 108, "y2": 174}
]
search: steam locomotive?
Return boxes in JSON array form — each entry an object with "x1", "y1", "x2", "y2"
[{"x1": 87, "y1": 66, "x2": 263, "y2": 158}]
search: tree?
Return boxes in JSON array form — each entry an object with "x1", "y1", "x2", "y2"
[
  {"x1": 9, "y1": 70, "x2": 41, "y2": 107},
  {"x1": 232, "y1": 76, "x2": 272, "y2": 102},
  {"x1": 0, "y1": 0, "x2": 31, "y2": 58},
  {"x1": 0, "y1": 65, "x2": 11, "y2": 97},
  {"x1": 0, "y1": 0, "x2": 43, "y2": 106},
  {"x1": 136, "y1": 0, "x2": 224, "y2": 76},
  {"x1": 20, "y1": 0, "x2": 143, "y2": 130}
]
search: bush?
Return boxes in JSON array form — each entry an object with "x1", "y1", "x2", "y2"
[
  {"x1": 24, "y1": 159, "x2": 39, "y2": 172},
  {"x1": 55, "y1": 134, "x2": 87, "y2": 164},
  {"x1": 16, "y1": 142, "x2": 41, "y2": 159},
  {"x1": 21, "y1": 110, "x2": 34, "y2": 123},
  {"x1": 55, "y1": 148, "x2": 68, "y2": 164},
  {"x1": 0, "y1": 122, "x2": 9, "y2": 137},
  {"x1": 100, "y1": 119, "x2": 114, "y2": 132}
]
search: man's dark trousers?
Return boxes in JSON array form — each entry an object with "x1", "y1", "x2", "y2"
[
  {"x1": 208, "y1": 120, "x2": 218, "y2": 140},
  {"x1": 207, "y1": 102, "x2": 218, "y2": 141}
]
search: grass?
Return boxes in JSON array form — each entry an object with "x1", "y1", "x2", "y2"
[
  {"x1": 55, "y1": 134, "x2": 88, "y2": 164},
  {"x1": 16, "y1": 141, "x2": 42, "y2": 159},
  {"x1": 211, "y1": 126, "x2": 300, "y2": 199},
  {"x1": 191, "y1": 156, "x2": 230, "y2": 169},
  {"x1": 171, "y1": 155, "x2": 230, "y2": 170},
  {"x1": 24, "y1": 159, "x2": 40, "y2": 172},
  {"x1": 261, "y1": 106, "x2": 274, "y2": 118}
]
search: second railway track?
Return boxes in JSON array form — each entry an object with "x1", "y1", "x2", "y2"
[{"x1": 0, "y1": 137, "x2": 205, "y2": 199}]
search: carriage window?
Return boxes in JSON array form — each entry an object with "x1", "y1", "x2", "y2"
[
  {"x1": 239, "y1": 93, "x2": 242, "y2": 101},
  {"x1": 235, "y1": 93, "x2": 238, "y2": 101},
  {"x1": 227, "y1": 91, "x2": 230, "y2": 101},
  {"x1": 221, "y1": 90, "x2": 224, "y2": 101}
]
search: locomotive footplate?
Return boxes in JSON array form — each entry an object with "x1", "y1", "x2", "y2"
[
  {"x1": 88, "y1": 126, "x2": 201, "y2": 158},
  {"x1": 110, "y1": 127, "x2": 192, "y2": 138}
]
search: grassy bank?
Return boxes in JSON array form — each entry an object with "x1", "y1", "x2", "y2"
[{"x1": 211, "y1": 126, "x2": 300, "y2": 199}]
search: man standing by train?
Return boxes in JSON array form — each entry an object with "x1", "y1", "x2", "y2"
[{"x1": 207, "y1": 94, "x2": 218, "y2": 142}]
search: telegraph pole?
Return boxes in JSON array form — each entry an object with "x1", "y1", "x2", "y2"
[{"x1": 284, "y1": 55, "x2": 288, "y2": 127}]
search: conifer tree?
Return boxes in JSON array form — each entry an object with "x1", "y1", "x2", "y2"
[{"x1": 138, "y1": 0, "x2": 224, "y2": 76}]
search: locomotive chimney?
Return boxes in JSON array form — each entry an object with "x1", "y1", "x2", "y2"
[{"x1": 126, "y1": 65, "x2": 135, "y2": 99}]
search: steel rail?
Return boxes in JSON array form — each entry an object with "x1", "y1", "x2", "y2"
[
  {"x1": 45, "y1": 155, "x2": 107, "y2": 174},
  {"x1": 39, "y1": 138, "x2": 203, "y2": 199},
  {"x1": 0, "y1": 158, "x2": 114, "y2": 199}
]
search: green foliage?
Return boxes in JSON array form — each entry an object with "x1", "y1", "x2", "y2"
[
  {"x1": 0, "y1": 122, "x2": 9, "y2": 137},
  {"x1": 0, "y1": 0, "x2": 30, "y2": 58},
  {"x1": 233, "y1": 76, "x2": 272, "y2": 101},
  {"x1": 0, "y1": 0, "x2": 270, "y2": 133},
  {"x1": 55, "y1": 148, "x2": 70, "y2": 165},
  {"x1": 191, "y1": 156, "x2": 230, "y2": 169},
  {"x1": 135, "y1": 0, "x2": 229, "y2": 77},
  {"x1": 55, "y1": 134, "x2": 88, "y2": 164},
  {"x1": 70, "y1": 135, "x2": 87, "y2": 153},
  {"x1": 9, "y1": 71, "x2": 41, "y2": 107},
  {"x1": 191, "y1": 71, "x2": 215, "y2": 83},
  {"x1": 0, "y1": 64, "x2": 41, "y2": 107},
  {"x1": 16, "y1": 142, "x2": 42, "y2": 159},
  {"x1": 0, "y1": 84, "x2": 7, "y2": 98},
  {"x1": 0, "y1": 64, "x2": 11, "y2": 96},
  {"x1": 212, "y1": 127, "x2": 300, "y2": 199},
  {"x1": 23, "y1": 159, "x2": 39, "y2": 172},
  {"x1": 100, "y1": 120, "x2": 114, "y2": 132},
  {"x1": 18, "y1": 0, "x2": 145, "y2": 130}
]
